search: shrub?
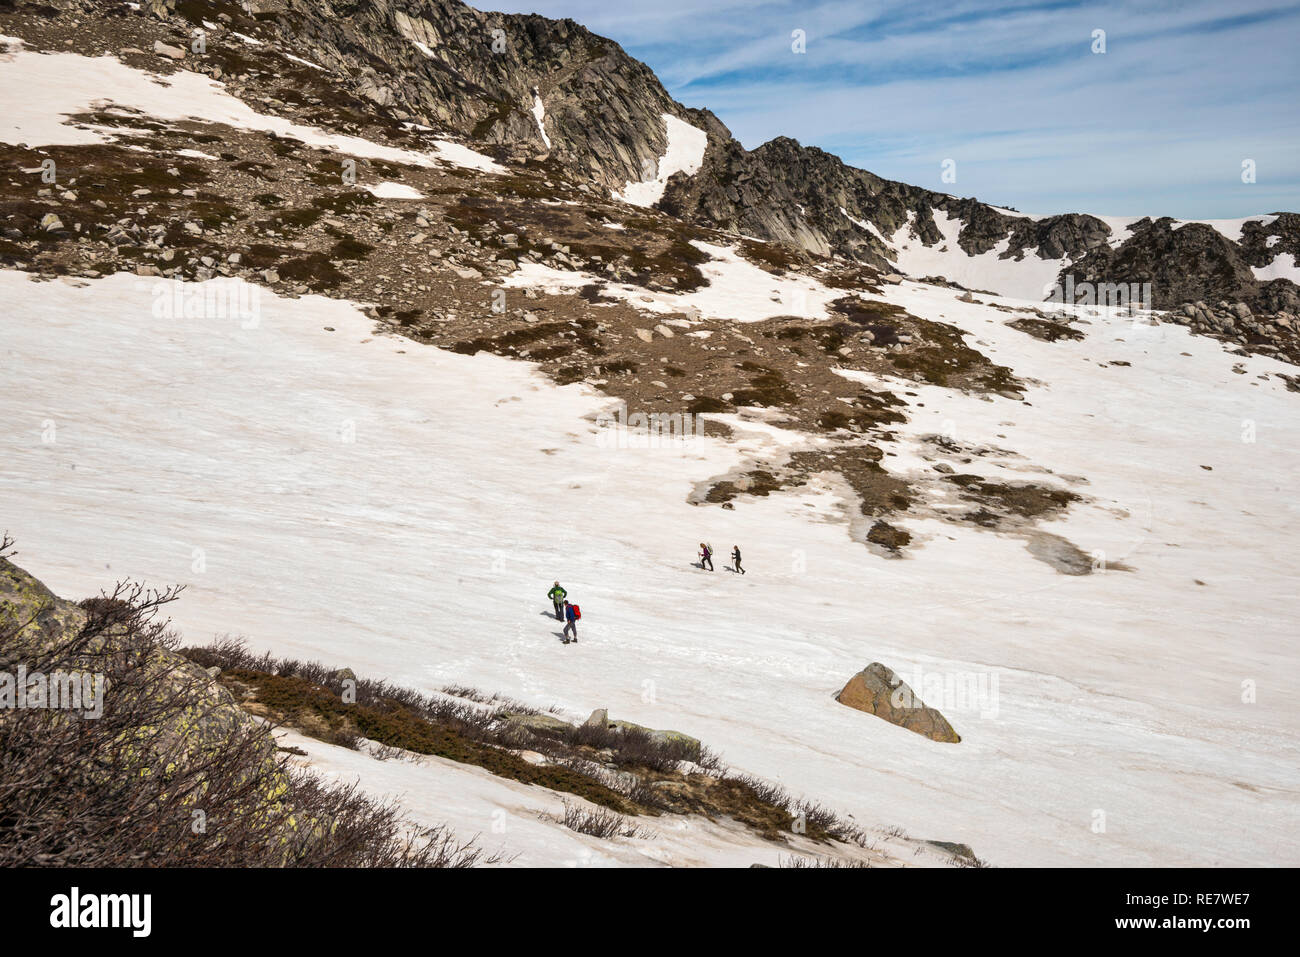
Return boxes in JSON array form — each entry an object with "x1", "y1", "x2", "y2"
[
  {"x1": 560, "y1": 803, "x2": 650, "y2": 841},
  {"x1": 0, "y1": 542, "x2": 500, "y2": 867}
]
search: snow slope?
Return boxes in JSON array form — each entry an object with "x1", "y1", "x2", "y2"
[
  {"x1": 531, "y1": 91, "x2": 551, "y2": 150},
  {"x1": 273, "y1": 728, "x2": 942, "y2": 868},
  {"x1": 889, "y1": 210, "x2": 1069, "y2": 300},
  {"x1": 3, "y1": 269, "x2": 1298, "y2": 866},
  {"x1": 841, "y1": 206, "x2": 895, "y2": 247},
  {"x1": 1173, "y1": 216, "x2": 1279, "y2": 243},
  {"x1": 614, "y1": 113, "x2": 708, "y2": 208}
]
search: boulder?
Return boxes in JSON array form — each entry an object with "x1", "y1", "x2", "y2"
[
  {"x1": 835, "y1": 662, "x2": 960, "y2": 743},
  {"x1": 582, "y1": 707, "x2": 700, "y2": 751},
  {"x1": 501, "y1": 711, "x2": 572, "y2": 737},
  {"x1": 0, "y1": 557, "x2": 290, "y2": 819},
  {"x1": 608, "y1": 718, "x2": 700, "y2": 751},
  {"x1": 152, "y1": 41, "x2": 186, "y2": 60}
]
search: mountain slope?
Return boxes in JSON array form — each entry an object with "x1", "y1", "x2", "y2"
[{"x1": 233, "y1": 0, "x2": 1300, "y2": 315}]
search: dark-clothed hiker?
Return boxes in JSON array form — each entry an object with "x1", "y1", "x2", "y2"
[{"x1": 563, "y1": 600, "x2": 581, "y2": 642}]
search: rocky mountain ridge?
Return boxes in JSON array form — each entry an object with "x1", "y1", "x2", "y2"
[
  {"x1": 253, "y1": 0, "x2": 1300, "y2": 316},
  {"x1": 37, "y1": 0, "x2": 1297, "y2": 320}
]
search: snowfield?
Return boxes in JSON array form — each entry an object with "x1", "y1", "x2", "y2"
[
  {"x1": 3, "y1": 267, "x2": 1298, "y2": 866},
  {"x1": 889, "y1": 210, "x2": 1069, "y2": 300}
]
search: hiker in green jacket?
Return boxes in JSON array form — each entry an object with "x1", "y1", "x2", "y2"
[{"x1": 547, "y1": 581, "x2": 567, "y2": 620}]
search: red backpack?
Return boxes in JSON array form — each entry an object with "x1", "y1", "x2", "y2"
[{"x1": 571, "y1": 604, "x2": 581, "y2": 620}]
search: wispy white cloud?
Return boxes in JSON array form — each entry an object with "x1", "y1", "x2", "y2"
[{"x1": 483, "y1": 0, "x2": 1300, "y2": 217}]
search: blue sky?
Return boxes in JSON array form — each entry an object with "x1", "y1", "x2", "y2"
[{"x1": 482, "y1": 0, "x2": 1300, "y2": 218}]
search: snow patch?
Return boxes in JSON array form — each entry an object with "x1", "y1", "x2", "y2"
[
  {"x1": 889, "y1": 210, "x2": 1068, "y2": 300},
  {"x1": 504, "y1": 242, "x2": 845, "y2": 323},
  {"x1": 1091, "y1": 214, "x2": 1143, "y2": 248},
  {"x1": 531, "y1": 90, "x2": 551, "y2": 150},
  {"x1": 840, "y1": 206, "x2": 894, "y2": 247},
  {"x1": 282, "y1": 52, "x2": 327, "y2": 72},
  {"x1": 364, "y1": 181, "x2": 426, "y2": 200},
  {"x1": 1251, "y1": 252, "x2": 1300, "y2": 283},
  {"x1": 614, "y1": 113, "x2": 707, "y2": 208}
]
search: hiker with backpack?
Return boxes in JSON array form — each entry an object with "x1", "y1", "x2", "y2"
[
  {"x1": 731, "y1": 545, "x2": 745, "y2": 575},
  {"x1": 562, "y1": 599, "x2": 581, "y2": 642},
  {"x1": 699, "y1": 542, "x2": 714, "y2": 571},
  {"x1": 547, "y1": 581, "x2": 567, "y2": 620}
]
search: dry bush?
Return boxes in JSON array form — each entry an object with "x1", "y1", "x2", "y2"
[
  {"x1": 0, "y1": 548, "x2": 500, "y2": 868},
  {"x1": 560, "y1": 803, "x2": 650, "y2": 841},
  {"x1": 728, "y1": 773, "x2": 872, "y2": 847},
  {"x1": 185, "y1": 637, "x2": 540, "y2": 743},
  {"x1": 562, "y1": 720, "x2": 702, "y2": 773}
]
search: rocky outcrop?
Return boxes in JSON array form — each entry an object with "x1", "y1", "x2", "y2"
[
  {"x1": 663, "y1": 134, "x2": 1116, "y2": 276},
  {"x1": 0, "y1": 556, "x2": 288, "y2": 814},
  {"x1": 1164, "y1": 297, "x2": 1300, "y2": 363},
  {"x1": 245, "y1": 0, "x2": 698, "y2": 189},
  {"x1": 835, "y1": 662, "x2": 960, "y2": 743},
  {"x1": 501, "y1": 710, "x2": 573, "y2": 736},
  {"x1": 584, "y1": 708, "x2": 702, "y2": 751}
]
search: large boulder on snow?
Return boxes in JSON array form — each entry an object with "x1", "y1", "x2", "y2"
[{"x1": 835, "y1": 662, "x2": 960, "y2": 743}]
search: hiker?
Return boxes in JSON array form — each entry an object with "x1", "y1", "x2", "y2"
[
  {"x1": 547, "y1": 581, "x2": 567, "y2": 620},
  {"x1": 731, "y1": 545, "x2": 745, "y2": 575},
  {"x1": 699, "y1": 542, "x2": 714, "y2": 571},
  {"x1": 562, "y1": 599, "x2": 580, "y2": 642}
]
